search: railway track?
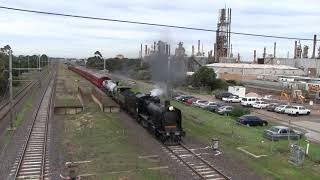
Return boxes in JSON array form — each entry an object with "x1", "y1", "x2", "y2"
[
  {"x1": 9, "y1": 74, "x2": 55, "y2": 179},
  {"x1": 164, "y1": 144, "x2": 229, "y2": 180},
  {"x1": 0, "y1": 70, "x2": 50, "y2": 121},
  {"x1": 0, "y1": 81, "x2": 34, "y2": 113}
]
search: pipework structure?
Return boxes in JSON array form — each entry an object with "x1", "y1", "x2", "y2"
[{"x1": 214, "y1": 8, "x2": 231, "y2": 62}]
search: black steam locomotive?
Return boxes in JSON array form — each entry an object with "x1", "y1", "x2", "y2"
[{"x1": 103, "y1": 81, "x2": 185, "y2": 145}]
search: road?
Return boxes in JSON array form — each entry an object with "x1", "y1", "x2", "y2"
[{"x1": 108, "y1": 73, "x2": 320, "y2": 143}]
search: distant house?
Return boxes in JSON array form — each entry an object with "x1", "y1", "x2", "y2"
[{"x1": 115, "y1": 54, "x2": 125, "y2": 59}]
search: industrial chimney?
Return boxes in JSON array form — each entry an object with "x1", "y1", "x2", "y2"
[
  {"x1": 294, "y1": 41, "x2": 297, "y2": 59},
  {"x1": 312, "y1": 34, "x2": 317, "y2": 59},
  {"x1": 192, "y1": 45, "x2": 195, "y2": 56},
  {"x1": 165, "y1": 44, "x2": 169, "y2": 56},
  {"x1": 140, "y1": 44, "x2": 143, "y2": 58},
  {"x1": 202, "y1": 44, "x2": 204, "y2": 56},
  {"x1": 274, "y1": 42, "x2": 277, "y2": 58},
  {"x1": 253, "y1": 50, "x2": 257, "y2": 63},
  {"x1": 198, "y1": 40, "x2": 200, "y2": 54},
  {"x1": 145, "y1": 45, "x2": 148, "y2": 56}
]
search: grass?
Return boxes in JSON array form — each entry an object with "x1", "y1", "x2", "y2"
[
  {"x1": 61, "y1": 111, "x2": 175, "y2": 180},
  {"x1": 0, "y1": 93, "x2": 33, "y2": 152},
  {"x1": 55, "y1": 95, "x2": 81, "y2": 107},
  {"x1": 13, "y1": 95, "x2": 33, "y2": 128},
  {"x1": 59, "y1": 65, "x2": 174, "y2": 179},
  {"x1": 172, "y1": 101, "x2": 320, "y2": 180}
]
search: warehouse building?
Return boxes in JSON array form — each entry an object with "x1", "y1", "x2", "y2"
[{"x1": 205, "y1": 63, "x2": 305, "y2": 80}]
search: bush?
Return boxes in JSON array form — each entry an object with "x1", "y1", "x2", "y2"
[
  {"x1": 213, "y1": 79, "x2": 228, "y2": 90},
  {"x1": 230, "y1": 105, "x2": 250, "y2": 117}
]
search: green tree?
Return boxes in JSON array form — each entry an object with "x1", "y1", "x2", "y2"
[
  {"x1": 191, "y1": 66, "x2": 217, "y2": 88},
  {"x1": 0, "y1": 45, "x2": 11, "y2": 55},
  {"x1": 94, "y1": 51, "x2": 102, "y2": 58}
]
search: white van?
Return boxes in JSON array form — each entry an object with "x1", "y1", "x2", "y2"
[{"x1": 241, "y1": 97, "x2": 258, "y2": 107}]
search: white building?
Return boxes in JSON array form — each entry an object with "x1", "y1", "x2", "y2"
[{"x1": 205, "y1": 63, "x2": 305, "y2": 80}]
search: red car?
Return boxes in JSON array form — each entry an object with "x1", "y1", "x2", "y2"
[{"x1": 185, "y1": 98, "x2": 199, "y2": 105}]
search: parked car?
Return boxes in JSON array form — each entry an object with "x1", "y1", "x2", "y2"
[
  {"x1": 266, "y1": 103, "x2": 279, "y2": 112},
  {"x1": 274, "y1": 105, "x2": 289, "y2": 113},
  {"x1": 236, "y1": 115, "x2": 268, "y2": 126},
  {"x1": 199, "y1": 101, "x2": 216, "y2": 108},
  {"x1": 180, "y1": 96, "x2": 195, "y2": 102},
  {"x1": 217, "y1": 106, "x2": 233, "y2": 115},
  {"x1": 173, "y1": 93, "x2": 184, "y2": 100},
  {"x1": 185, "y1": 98, "x2": 199, "y2": 105},
  {"x1": 203, "y1": 102, "x2": 217, "y2": 108},
  {"x1": 215, "y1": 92, "x2": 234, "y2": 100},
  {"x1": 252, "y1": 101, "x2": 269, "y2": 109},
  {"x1": 285, "y1": 106, "x2": 311, "y2": 116},
  {"x1": 175, "y1": 95, "x2": 188, "y2": 101},
  {"x1": 241, "y1": 97, "x2": 258, "y2": 107},
  {"x1": 193, "y1": 100, "x2": 209, "y2": 108},
  {"x1": 205, "y1": 103, "x2": 224, "y2": 112},
  {"x1": 263, "y1": 126, "x2": 304, "y2": 141},
  {"x1": 222, "y1": 96, "x2": 241, "y2": 103}
]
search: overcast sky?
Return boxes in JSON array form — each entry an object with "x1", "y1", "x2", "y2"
[{"x1": 0, "y1": 0, "x2": 319, "y2": 60}]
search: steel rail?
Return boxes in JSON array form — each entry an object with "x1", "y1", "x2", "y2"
[
  {"x1": 165, "y1": 144, "x2": 230, "y2": 180},
  {"x1": 13, "y1": 73, "x2": 54, "y2": 179},
  {"x1": 0, "y1": 70, "x2": 50, "y2": 121}
]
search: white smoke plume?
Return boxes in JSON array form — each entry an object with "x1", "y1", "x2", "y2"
[{"x1": 150, "y1": 86, "x2": 164, "y2": 97}]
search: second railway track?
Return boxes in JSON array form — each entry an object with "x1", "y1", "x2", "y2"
[
  {"x1": 0, "y1": 70, "x2": 51, "y2": 121},
  {"x1": 164, "y1": 144, "x2": 230, "y2": 180},
  {"x1": 9, "y1": 73, "x2": 55, "y2": 180}
]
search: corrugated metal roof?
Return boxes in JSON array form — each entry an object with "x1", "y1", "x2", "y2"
[{"x1": 205, "y1": 63, "x2": 299, "y2": 70}]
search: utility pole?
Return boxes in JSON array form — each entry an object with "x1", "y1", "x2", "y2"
[
  {"x1": 38, "y1": 55, "x2": 41, "y2": 71},
  {"x1": 27, "y1": 56, "x2": 29, "y2": 71},
  {"x1": 9, "y1": 50, "x2": 14, "y2": 129},
  {"x1": 103, "y1": 58, "x2": 106, "y2": 73},
  {"x1": 38, "y1": 55, "x2": 41, "y2": 87}
]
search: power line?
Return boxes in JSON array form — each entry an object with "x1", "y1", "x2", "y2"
[{"x1": 0, "y1": 5, "x2": 318, "y2": 41}]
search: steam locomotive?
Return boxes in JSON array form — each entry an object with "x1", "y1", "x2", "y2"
[{"x1": 103, "y1": 80, "x2": 185, "y2": 145}]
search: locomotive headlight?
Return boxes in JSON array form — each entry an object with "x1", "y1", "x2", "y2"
[
  {"x1": 175, "y1": 132, "x2": 180, "y2": 135},
  {"x1": 166, "y1": 132, "x2": 170, "y2": 136}
]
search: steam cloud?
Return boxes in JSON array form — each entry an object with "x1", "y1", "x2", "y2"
[
  {"x1": 150, "y1": 86, "x2": 164, "y2": 97},
  {"x1": 145, "y1": 40, "x2": 187, "y2": 98}
]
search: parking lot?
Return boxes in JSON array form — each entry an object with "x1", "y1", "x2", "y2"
[{"x1": 173, "y1": 90, "x2": 320, "y2": 143}]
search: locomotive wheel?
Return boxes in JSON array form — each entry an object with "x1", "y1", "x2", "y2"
[{"x1": 155, "y1": 131, "x2": 161, "y2": 138}]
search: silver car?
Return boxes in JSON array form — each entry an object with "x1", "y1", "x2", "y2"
[{"x1": 263, "y1": 126, "x2": 304, "y2": 141}]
